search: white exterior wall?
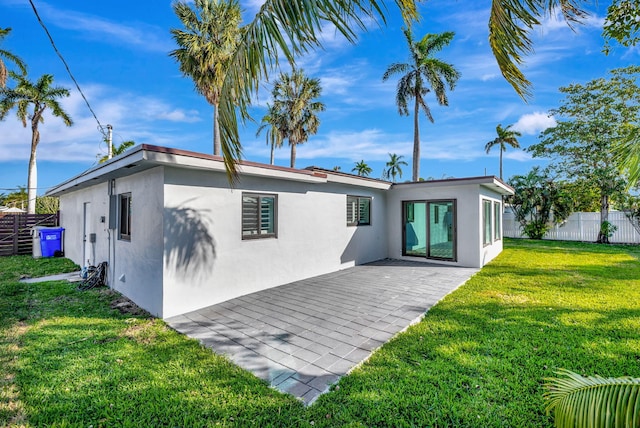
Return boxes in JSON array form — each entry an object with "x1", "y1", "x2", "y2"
[
  {"x1": 478, "y1": 188, "x2": 504, "y2": 267},
  {"x1": 162, "y1": 167, "x2": 388, "y2": 318},
  {"x1": 59, "y1": 182, "x2": 111, "y2": 267},
  {"x1": 59, "y1": 167, "x2": 165, "y2": 316},
  {"x1": 386, "y1": 183, "x2": 505, "y2": 268},
  {"x1": 110, "y1": 168, "x2": 165, "y2": 316}
]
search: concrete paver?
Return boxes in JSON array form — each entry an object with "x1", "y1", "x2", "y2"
[{"x1": 166, "y1": 259, "x2": 477, "y2": 405}]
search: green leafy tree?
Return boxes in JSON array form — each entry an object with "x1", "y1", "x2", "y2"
[
  {"x1": 0, "y1": 27, "x2": 26, "y2": 88},
  {"x1": 269, "y1": 69, "x2": 325, "y2": 168},
  {"x1": 382, "y1": 29, "x2": 460, "y2": 181},
  {"x1": 506, "y1": 167, "x2": 573, "y2": 240},
  {"x1": 382, "y1": 153, "x2": 408, "y2": 182},
  {"x1": 256, "y1": 103, "x2": 284, "y2": 165},
  {"x1": 545, "y1": 369, "x2": 640, "y2": 427},
  {"x1": 35, "y1": 196, "x2": 59, "y2": 214},
  {"x1": 352, "y1": 160, "x2": 372, "y2": 177},
  {"x1": 215, "y1": 0, "x2": 588, "y2": 180},
  {"x1": 170, "y1": 0, "x2": 242, "y2": 156},
  {"x1": 603, "y1": 0, "x2": 640, "y2": 53},
  {"x1": 0, "y1": 73, "x2": 72, "y2": 214},
  {"x1": 485, "y1": 123, "x2": 521, "y2": 180},
  {"x1": 98, "y1": 140, "x2": 135, "y2": 163},
  {"x1": 559, "y1": 179, "x2": 601, "y2": 212},
  {"x1": 332, "y1": 166, "x2": 341, "y2": 171},
  {"x1": 0, "y1": 186, "x2": 27, "y2": 209},
  {"x1": 528, "y1": 66, "x2": 638, "y2": 243}
]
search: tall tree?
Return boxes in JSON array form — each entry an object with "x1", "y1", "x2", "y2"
[
  {"x1": 506, "y1": 167, "x2": 573, "y2": 240},
  {"x1": 603, "y1": 0, "x2": 640, "y2": 53},
  {"x1": 210, "y1": 0, "x2": 591, "y2": 180},
  {"x1": 256, "y1": 103, "x2": 284, "y2": 165},
  {"x1": 383, "y1": 153, "x2": 408, "y2": 182},
  {"x1": 170, "y1": 0, "x2": 242, "y2": 156},
  {"x1": 352, "y1": 160, "x2": 372, "y2": 177},
  {"x1": 485, "y1": 123, "x2": 522, "y2": 180},
  {"x1": 0, "y1": 73, "x2": 72, "y2": 214},
  {"x1": 0, "y1": 27, "x2": 26, "y2": 88},
  {"x1": 98, "y1": 140, "x2": 135, "y2": 163},
  {"x1": 528, "y1": 66, "x2": 639, "y2": 243},
  {"x1": 269, "y1": 69, "x2": 325, "y2": 168},
  {"x1": 382, "y1": 29, "x2": 460, "y2": 181}
]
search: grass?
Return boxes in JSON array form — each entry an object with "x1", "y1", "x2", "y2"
[{"x1": 1, "y1": 239, "x2": 639, "y2": 427}]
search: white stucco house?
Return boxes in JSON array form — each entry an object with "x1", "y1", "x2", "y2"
[{"x1": 47, "y1": 144, "x2": 513, "y2": 318}]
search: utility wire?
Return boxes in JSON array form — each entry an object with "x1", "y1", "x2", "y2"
[{"x1": 27, "y1": 0, "x2": 106, "y2": 136}]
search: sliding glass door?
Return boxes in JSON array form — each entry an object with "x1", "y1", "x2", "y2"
[{"x1": 403, "y1": 200, "x2": 456, "y2": 261}]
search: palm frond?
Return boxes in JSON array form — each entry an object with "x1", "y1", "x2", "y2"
[
  {"x1": 217, "y1": 0, "x2": 417, "y2": 181},
  {"x1": 615, "y1": 126, "x2": 640, "y2": 188},
  {"x1": 544, "y1": 368, "x2": 640, "y2": 428},
  {"x1": 489, "y1": 0, "x2": 587, "y2": 100}
]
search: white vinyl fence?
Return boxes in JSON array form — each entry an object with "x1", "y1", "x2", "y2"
[{"x1": 504, "y1": 211, "x2": 640, "y2": 244}]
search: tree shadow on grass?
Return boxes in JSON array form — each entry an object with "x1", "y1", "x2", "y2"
[{"x1": 307, "y1": 299, "x2": 640, "y2": 427}]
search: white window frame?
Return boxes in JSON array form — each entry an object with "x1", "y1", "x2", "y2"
[{"x1": 482, "y1": 199, "x2": 492, "y2": 246}]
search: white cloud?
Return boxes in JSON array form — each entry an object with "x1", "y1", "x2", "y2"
[
  {"x1": 156, "y1": 109, "x2": 201, "y2": 123},
  {"x1": 38, "y1": 2, "x2": 172, "y2": 52},
  {"x1": 512, "y1": 112, "x2": 556, "y2": 135},
  {"x1": 0, "y1": 83, "x2": 204, "y2": 163},
  {"x1": 480, "y1": 73, "x2": 500, "y2": 81},
  {"x1": 504, "y1": 150, "x2": 533, "y2": 162}
]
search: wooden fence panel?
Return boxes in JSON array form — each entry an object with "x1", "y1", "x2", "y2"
[
  {"x1": 0, "y1": 213, "x2": 60, "y2": 256},
  {"x1": 504, "y1": 211, "x2": 640, "y2": 244}
]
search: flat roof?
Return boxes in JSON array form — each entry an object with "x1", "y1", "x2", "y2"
[
  {"x1": 391, "y1": 175, "x2": 514, "y2": 195},
  {"x1": 46, "y1": 144, "x2": 392, "y2": 196}
]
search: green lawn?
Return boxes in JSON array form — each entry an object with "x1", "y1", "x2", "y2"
[{"x1": 1, "y1": 239, "x2": 639, "y2": 427}]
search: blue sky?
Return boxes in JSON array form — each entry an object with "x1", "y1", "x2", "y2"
[{"x1": 0, "y1": 0, "x2": 636, "y2": 195}]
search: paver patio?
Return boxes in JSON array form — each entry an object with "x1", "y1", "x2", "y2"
[{"x1": 166, "y1": 259, "x2": 477, "y2": 404}]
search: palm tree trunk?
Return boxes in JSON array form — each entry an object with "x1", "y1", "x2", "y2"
[
  {"x1": 270, "y1": 141, "x2": 275, "y2": 165},
  {"x1": 412, "y1": 97, "x2": 420, "y2": 182},
  {"x1": 213, "y1": 104, "x2": 221, "y2": 156},
  {"x1": 499, "y1": 147, "x2": 504, "y2": 180},
  {"x1": 290, "y1": 142, "x2": 297, "y2": 168},
  {"x1": 27, "y1": 124, "x2": 39, "y2": 214}
]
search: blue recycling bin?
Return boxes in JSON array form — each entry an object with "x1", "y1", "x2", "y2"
[{"x1": 39, "y1": 227, "x2": 64, "y2": 258}]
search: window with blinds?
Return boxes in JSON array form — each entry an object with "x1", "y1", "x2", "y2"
[
  {"x1": 242, "y1": 193, "x2": 277, "y2": 239},
  {"x1": 347, "y1": 196, "x2": 371, "y2": 226}
]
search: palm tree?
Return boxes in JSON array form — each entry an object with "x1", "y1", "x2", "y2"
[
  {"x1": 170, "y1": 0, "x2": 242, "y2": 157},
  {"x1": 0, "y1": 73, "x2": 72, "y2": 213},
  {"x1": 485, "y1": 123, "x2": 522, "y2": 180},
  {"x1": 352, "y1": 160, "x2": 372, "y2": 177},
  {"x1": 332, "y1": 166, "x2": 342, "y2": 171},
  {"x1": 383, "y1": 153, "x2": 408, "y2": 182},
  {"x1": 208, "y1": 0, "x2": 586, "y2": 180},
  {"x1": 98, "y1": 140, "x2": 136, "y2": 163},
  {"x1": 256, "y1": 103, "x2": 284, "y2": 165},
  {"x1": 383, "y1": 29, "x2": 460, "y2": 182},
  {"x1": 0, "y1": 28, "x2": 26, "y2": 88},
  {"x1": 270, "y1": 69, "x2": 325, "y2": 168},
  {"x1": 545, "y1": 369, "x2": 640, "y2": 427}
]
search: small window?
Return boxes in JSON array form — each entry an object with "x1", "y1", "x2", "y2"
[
  {"x1": 347, "y1": 196, "x2": 371, "y2": 226},
  {"x1": 242, "y1": 193, "x2": 277, "y2": 239},
  {"x1": 119, "y1": 193, "x2": 131, "y2": 241},
  {"x1": 483, "y1": 199, "x2": 492, "y2": 246},
  {"x1": 494, "y1": 201, "x2": 502, "y2": 241}
]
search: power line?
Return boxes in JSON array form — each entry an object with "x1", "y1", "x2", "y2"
[{"x1": 27, "y1": 0, "x2": 106, "y2": 137}]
